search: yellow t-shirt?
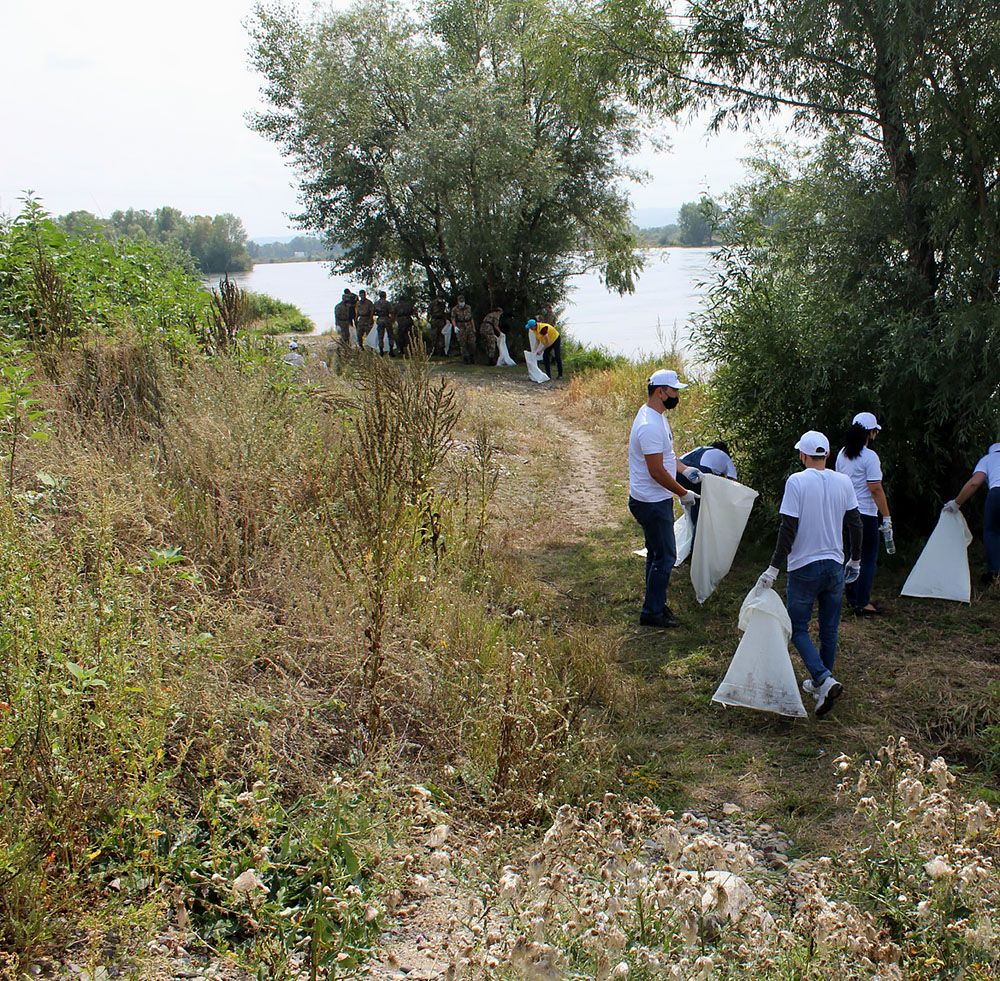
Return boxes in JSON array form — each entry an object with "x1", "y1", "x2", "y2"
[{"x1": 534, "y1": 322, "x2": 559, "y2": 348}]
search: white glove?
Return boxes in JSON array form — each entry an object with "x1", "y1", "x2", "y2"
[
  {"x1": 683, "y1": 467, "x2": 702, "y2": 484},
  {"x1": 679, "y1": 490, "x2": 699, "y2": 509},
  {"x1": 881, "y1": 516, "x2": 892, "y2": 530},
  {"x1": 844, "y1": 559, "x2": 861, "y2": 584},
  {"x1": 757, "y1": 566, "x2": 779, "y2": 590},
  {"x1": 943, "y1": 500, "x2": 960, "y2": 513}
]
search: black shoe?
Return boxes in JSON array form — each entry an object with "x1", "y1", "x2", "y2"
[{"x1": 639, "y1": 609, "x2": 681, "y2": 628}]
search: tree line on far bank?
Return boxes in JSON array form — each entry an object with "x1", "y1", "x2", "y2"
[
  {"x1": 56, "y1": 206, "x2": 253, "y2": 275},
  {"x1": 634, "y1": 197, "x2": 725, "y2": 248}
]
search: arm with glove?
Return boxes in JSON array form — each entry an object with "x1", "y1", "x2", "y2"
[
  {"x1": 944, "y1": 471, "x2": 987, "y2": 513},
  {"x1": 843, "y1": 507, "x2": 863, "y2": 583},
  {"x1": 758, "y1": 514, "x2": 799, "y2": 590},
  {"x1": 643, "y1": 453, "x2": 699, "y2": 509}
]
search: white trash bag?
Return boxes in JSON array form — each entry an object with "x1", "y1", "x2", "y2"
[
  {"x1": 674, "y1": 509, "x2": 694, "y2": 566},
  {"x1": 900, "y1": 509, "x2": 974, "y2": 603},
  {"x1": 364, "y1": 325, "x2": 391, "y2": 353},
  {"x1": 496, "y1": 333, "x2": 517, "y2": 367},
  {"x1": 524, "y1": 349, "x2": 550, "y2": 384},
  {"x1": 442, "y1": 321, "x2": 455, "y2": 355},
  {"x1": 691, "y1": 474, "x2": 759, "y2": 604},
  {"x1": 712, "y1": 587, "x2": 807, "y2": 718}
]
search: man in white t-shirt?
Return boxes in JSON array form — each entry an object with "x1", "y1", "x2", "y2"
[
  {"x1": 944, "y1": 441, "x2": 1000, "y2": 584},
  {"x1": 628, "y1": 369, "x2": 700, "y2": 628},
  {"x1": 757, "y1": 430, "x2": 863, "y2": 717}
]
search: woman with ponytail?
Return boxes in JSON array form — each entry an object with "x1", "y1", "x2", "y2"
[{"x1": 836, "y1": 412, "x2": 892, "y2": 616}]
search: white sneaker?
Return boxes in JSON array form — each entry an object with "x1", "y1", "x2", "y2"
[
  {"x1": 814, "y1": 677, "x2": 844, "y2": 718},
  {"x1": 801, "y1": 678, "x2": 816, "y2": 695}
]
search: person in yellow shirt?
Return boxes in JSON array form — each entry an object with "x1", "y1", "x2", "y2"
[{"x1": 535, "y1": 321, "x2": 562, "y2": 378}]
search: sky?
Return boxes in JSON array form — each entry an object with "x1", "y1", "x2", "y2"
[{"x1": 1, "y1": 0, "x2": 772, "y2": 239}]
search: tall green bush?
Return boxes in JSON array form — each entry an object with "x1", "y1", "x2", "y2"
[
  {"x1": 0, "y1": 198, "x2": 211, "y2": 355},
  {"x1": 698, "y1": 146, "x2": 1000, "y2": 525}
]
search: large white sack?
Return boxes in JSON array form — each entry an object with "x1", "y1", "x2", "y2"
[
  {"x1": 442, "y1": 321, "x2": 454, "y2": 355},
  {"x1": 364, "y1": 325, "x2": 391, "y2": 353},
  {"x1": 524, "y1": 350, "x2": 550, "y2": 384},
  {"x1": 674, "y1": 509, "x2": 693, "y2": 566},
  {"x1": 496, "y1": 334, "x2": 517, "y2": 366},
  {"x1": 712, "y1": 587, "x2": 807, "y2": 718},
  {"x1": 691, "y1": 474, "x2": 759, "y2": 604},
  {"x1": 900, "y1": 510, "x2": 973, "y2": 603}
]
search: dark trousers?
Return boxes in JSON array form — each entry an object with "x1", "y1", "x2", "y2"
[
  {"x1": 845, "y1": 512, "x2": 880, "y2": 610},
  {"x1": 985, "y1": 487, "x2": 1000, "y2": 574},
  {"x1": 543, "y1": 337, "x2": 563, "y2": 378},
  {"x1": 628, "y1": 496, "x2": 677, "y2": 617}
]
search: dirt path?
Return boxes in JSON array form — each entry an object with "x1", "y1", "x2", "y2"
[{"x1": 365, "y1": 374, "x2": 616, "y2": 977}]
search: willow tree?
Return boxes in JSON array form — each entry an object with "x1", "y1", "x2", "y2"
[{"x1": 249, "y1": 0, "x2": 665, "y2": 317}]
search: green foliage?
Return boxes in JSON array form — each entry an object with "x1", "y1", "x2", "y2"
[
  {"x1": 0, "y1": 197, "x2": 211, "y2": 355},
  {"x1": 248, "y1": 0, "x2": 663, "y2": 321},
  {"x1": 559, "y1": 333, "x2": 630, "y2": 374},
  {"x1": 244, "y1": 290, "x2": 313, "y2": 334},
  {"x1": 57, "y1": 205, "x2": 253, "y2": 274},
  {"x1": 699, "y1": 143, "x2": 1000, "y2": 523},
  {"x1": 678, "y1": 196, "x2": 722, "y2": 246},
  {"x1": 621, "y1": 0, "x2": 1000, "y2": 525}
]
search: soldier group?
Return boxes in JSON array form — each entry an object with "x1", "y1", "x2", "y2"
[{"x1": 332, "y1": 288, "x2": 505, "y2": 364}]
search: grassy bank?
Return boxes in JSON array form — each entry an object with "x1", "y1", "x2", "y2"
[{"x1": 2, "y1": 203, "x2": 998, "y2": 975}]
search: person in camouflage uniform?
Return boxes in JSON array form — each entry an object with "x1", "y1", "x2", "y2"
[
  {"x1": 452, "y1": 294, "x2": 476, "y2": 363},
  {"x1": 479, "y1": 305, "x2": 503, "y2": 364},
  {"x1": 373, "y1": 290, "x2": 395, "y2": 356},
  {"x1": 334, "y1": 289, "x2": 356, "y2": 348},
  {"x1": 428, "y1": 295, "x2": 448, "y2": 355},
  {"x1": 355, "y1": 289, "x2": 375, "y2": 348},
  {"x1": 394, "y1": 296, "x2": 415, "y2": 355}
]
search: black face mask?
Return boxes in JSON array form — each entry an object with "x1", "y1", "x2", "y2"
[{"x1": 662, "y1": 395, "x2": 679, "y2": 409}]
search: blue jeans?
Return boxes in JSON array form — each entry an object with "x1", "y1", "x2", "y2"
[
  {"x1": 786, "y1": 559, "x2": 845, "y2": 685},
  {"x1": 629, "y1": 496, "x2": 677, "y2": 617},
  {"x1": 985, "y1": 488, "x2": 1000, "y2": 574},
  {"x1": 845, "y1": 513, "x2": 880, "y2": 610}
]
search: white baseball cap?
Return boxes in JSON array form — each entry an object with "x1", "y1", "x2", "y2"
[
  {"x1": 649, "y1": 368, "x2": 688, "y2": 390},
  {"x1": 853, "y1": 411, "x2": 881, "y2": 431},
  {"x1": 794, "y1": 430, "x2": 830, "y2": 456}
]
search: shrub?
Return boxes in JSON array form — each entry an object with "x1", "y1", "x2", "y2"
[{"x1": 0, "y1": 197, "x2": 209, "y2": 357}]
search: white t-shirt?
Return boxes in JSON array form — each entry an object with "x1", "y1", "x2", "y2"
[
  {"x1": 779, "y1": 468, "x2": 860, "y2": 571},
  {"x1": 628, "y1": 404, "x2": 675, "y2": 503},
  {"x1": 974, "y1": 443, "x2": 1000, "y2": 489},
  {"x1": 699, "y1": 447, "x2": 738, "y2": 479},
  {"x1": 835, "y1": 446, "x2": 883, "y2": 517}
]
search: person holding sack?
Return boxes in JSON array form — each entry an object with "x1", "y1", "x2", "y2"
[
  {"x1": 757, "y1": 430, "x2": 863, "y2": 717},
  {"x1": 836, "y1": 411, "x2": 892, "y2": 616},
  {"x1": 944, "y1": 441, "x2": 1000, "y2": 585},
  {"x1": 628, "y1": 369, "x2": 699, "y2": 629}
]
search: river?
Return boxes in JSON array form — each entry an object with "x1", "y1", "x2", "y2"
[{"x1": 222, "y1": 248, "x2": 718, "y2": 359}]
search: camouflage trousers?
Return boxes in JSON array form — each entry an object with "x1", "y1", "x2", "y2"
[
  {"x1": 478, "y1": 323, "x2": 498, "y2": 363},
  {"x1": 430, "y1": 320, "x2": 448, "y2": 356},
  {"x1": 458, "y1": 321, "x2": 476, "y2": 361}
]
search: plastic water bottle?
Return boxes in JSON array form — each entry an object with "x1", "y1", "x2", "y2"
[{"x1": 882, "y1": 522, "x2": 896, "y2": 554}]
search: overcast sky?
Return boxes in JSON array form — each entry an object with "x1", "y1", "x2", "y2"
[{"x1": 2, "y1": 0, "x2": 773, "y2": 238}]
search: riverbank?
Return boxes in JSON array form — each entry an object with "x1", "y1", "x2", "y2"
[{"x1": 5, "y1": 348, "x2": 1000, "y2": 978}]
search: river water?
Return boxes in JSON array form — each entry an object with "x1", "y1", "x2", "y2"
[{"x1": 223, "y1": 248, "x2": 718, "y2": 359}]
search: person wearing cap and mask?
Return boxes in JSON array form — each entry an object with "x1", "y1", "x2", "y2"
[
  {"x1": 836, "y1": 412, "x2": 892, "y2": 616},
  {"x1": 757, "y1": 430, "x2": 863, "y2": 717},
  {"x1": 943, "y1": 441, "x2": 1000, "y2": 585},
  {"x1": 628, "y1": 369, "x2": 700, "y2": 628}
]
